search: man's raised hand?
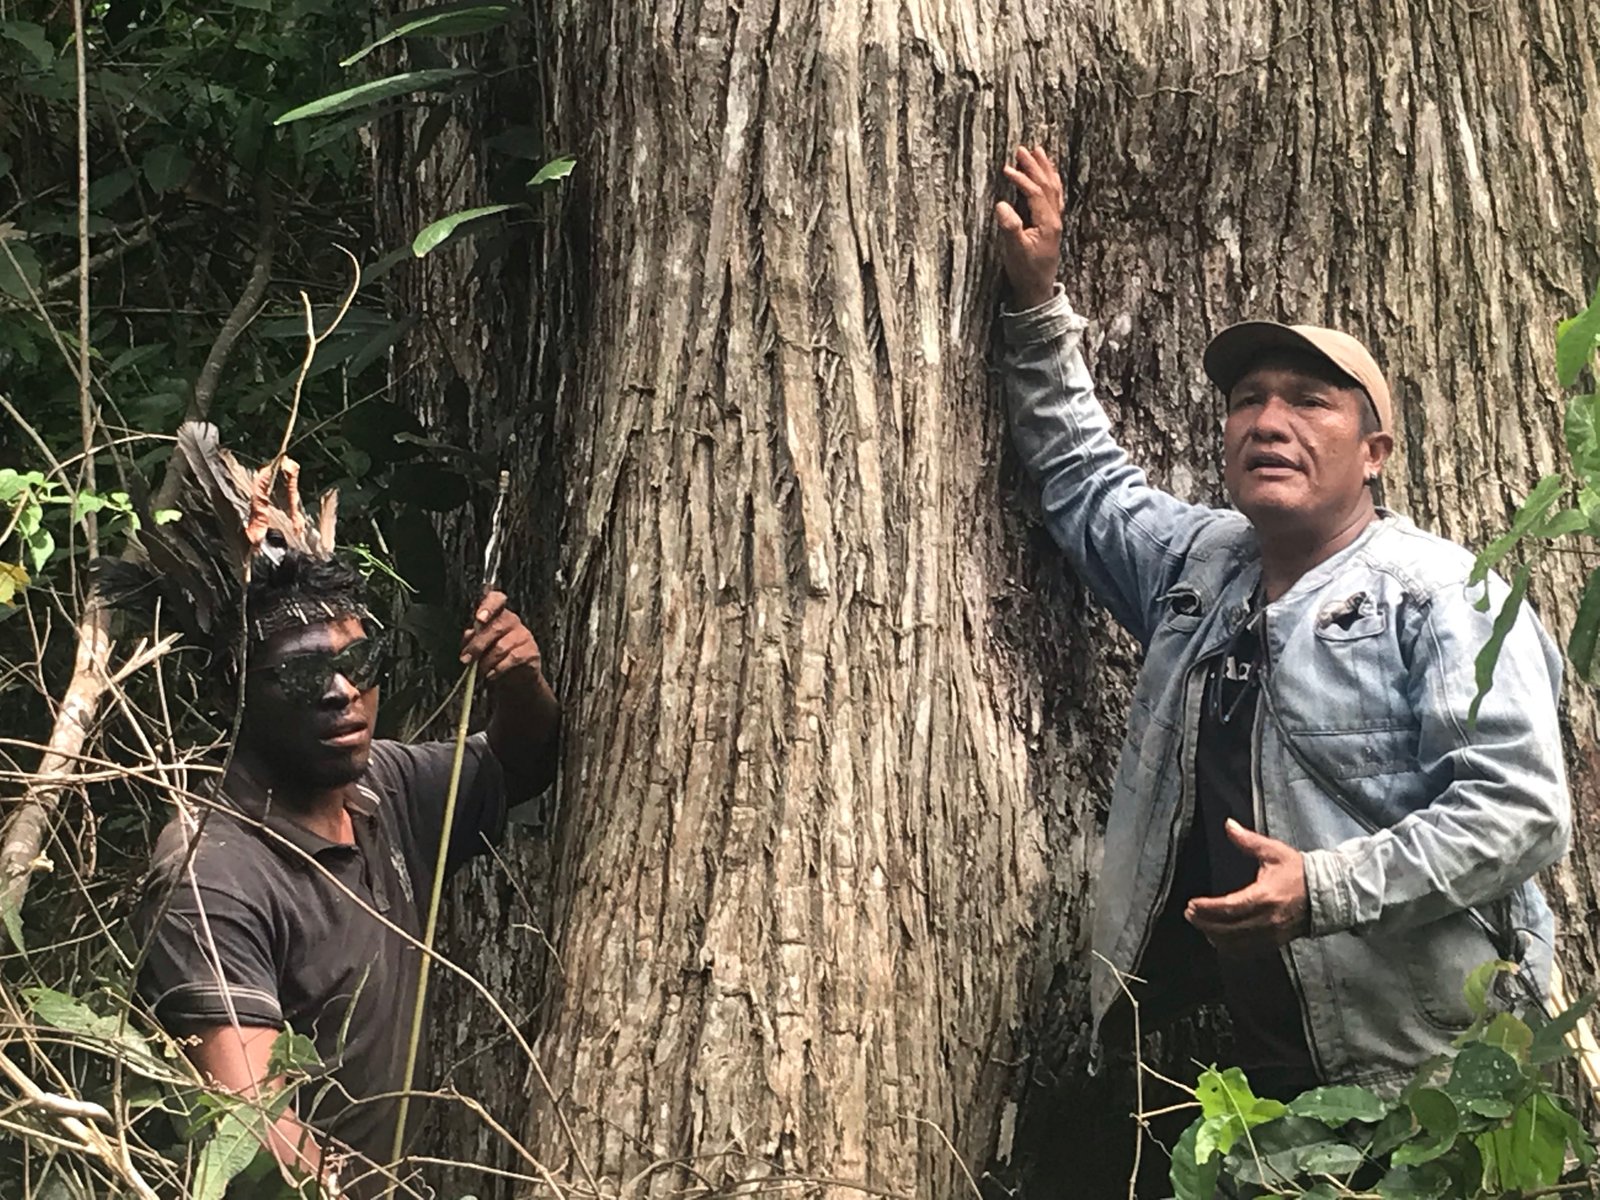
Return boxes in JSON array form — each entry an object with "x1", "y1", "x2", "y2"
[
  {"x1": 460, "y1": 590, "x2": 543, "y2": 684},
  {"x1": 995, "y1": 144, "x2": 1064, "y2": 311},
  {"x1": 1185, "y1": 819, "x2": 1311, "y2": 957}
]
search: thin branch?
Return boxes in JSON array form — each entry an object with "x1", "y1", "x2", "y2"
[
  {"x1": 184, "y1": 178, "x2": 277, "y2": 428},
  {"x1": 73, "y1": 0, "x2": 96, "y2": 557}
]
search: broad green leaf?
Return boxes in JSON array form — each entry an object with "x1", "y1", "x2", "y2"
[
  {"x1": 1479, "y1": 1094, "x2": 1566, "y2": 1191},
  {"x1": 1556, "y1": 279, "x2": 1600, "y2": 388},
  {"x1": 1369, "y1": 1105, "x2": 1416, "y2": 1158},
  {"x1": 1470, "y1": 473, "x2": 1563, "y2": 585},
  {"x1": 1530, "y1": 988, "x2": 1596, "y2": 1064},
  {"x1": 0, "y1": 884, "x2": 23, "y2": 947},
  {"x1": 1480, "y1": 1012, "x2": 1533, "y2": 1060},
  {"x1": 1532, "y1": 506, "x2": 1588, "y2": 538},
  {"x1": 1445, "y1": 1042, "x2": 1523, "y2": 1114},
  {"x1": 0, "y1": 20, "x2": 53, "y2": 68},
  {"x1": 1468, "y1": 563, "x2": 1530, "y2": 727},
  {"x1": 274, "y1": 69, "x2": 476, "y2": 125},
  {"x1": 22, "y1": 987, "x2": 171, "y2": 1079},
  {"x1": 1391, "y1": 1088, "x2": 1458, "y2": 1166},
  {"x1": 0, "y1": 562, "x2": 27, "y2": 606},
  {"x1": 266, "y1": 1026, "x2": 320, "y2": 1079},
  {"x1": 1170, "y1": 1119, "x2": 1222, "y2": 1200},
  {"x1": 191, "y1": 1107, "x2": 267, "y2": 1200},
  {"x1": 1288, "y1": 1084, "x2": 1387, "y2": 1126},
  {"x1": 528, "y1": 155, "x2": 576, "y2": 187},
  {"x1": 0, "y1": 239, "x2": 41, "y2": 301},
  {"x1": 1462, "y1": 959, "x2": 1518, "y2": 1019},
  {"x1": 1568, "y1": 566, "x2": 1600, "y2": 684},
  {"x1": 1375, "y1": 1162, "x2": 1450, "y2": 1200},
  {"x1": 141, "y1": 143, "x2": 192, "y2": 193},
  {"x1": 341, "y1": 2, "x2": 516, "y2": 66},
  {"x1": 1223, "y1": 1116, "x2": 1353, "y2": 1189},
  {"x1": 411, "y1": 203, "x2": 517, "y2": 257},
  {"x1": 24, "y1": 526, "x2": 53, "y2": 572},
  {"x1": 1569, "y1": 394, "x2": 1600, "y2": 485}
]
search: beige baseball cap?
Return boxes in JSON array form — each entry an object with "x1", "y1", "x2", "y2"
[{"x1": 1203, "y1": 321, "x2": 1392, "y2": 432}]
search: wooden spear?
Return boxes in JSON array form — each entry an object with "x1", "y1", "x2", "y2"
[{"x1": 387, "y1": 470, "x2": 511, "y2": 1185}]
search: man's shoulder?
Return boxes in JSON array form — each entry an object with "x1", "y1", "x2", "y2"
[
  {"x1": 1360, "y1": 514, "x2": 1482, "y2": 598},
  {"x1": 145, "y1": 808, "x2": 275, "y2": 896}
]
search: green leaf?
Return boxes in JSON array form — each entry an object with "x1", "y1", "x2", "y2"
[
  {"x1": 340, "y1": 2, "x2": 516, "y2": 66},
  {"x1": 1445, "y1": 1042, "x2": 1524, "y2": 1118},
  {"x1": 0, "y1": 21, "x2": 53, "y2": 68},
  {"x1": 1480, "y1": 1012, "x2": 1533, "y2": 1060},
  {"x1": 1530, "y1": 989, "x2": 1596, "y2": 1064},
  {"x1": 1569, "y1": 395, "x2": 1600, "y2": 485},
  {"x1": 265, "y1": 1026, "x2": 320, "y2": 1079},
  {"x1": 22, "y1": 987, "x2": 172, "y2": 1079},
  {"x1": 1470, "y1": 473, "x2": 1563, "y2": 586},
  {"x1": 0, "y1": 882, "x2": 24, "y2": 946},
  {"x1": 1391, "y1": 1088, "x2": 1458, "y2": 1166},
  {"x1": 1556, "y1": 279, "x2": 1600, "y2": 389},
  {"x1": 1532, "y1": 506, "x2": 1588, "y2": 538},
  {"x1": 1288, "y1": 1085, "x2": 1388, "y2": 1126},
  {"x1": 1478, "y1": 1094, "x2": 1567, "y2": 1192},
  {"x1": 1375, "y1": 1162, "x2": 1451, "y2": 1200},
  {"x1": 1468, "y1": 563, "x2": 1530, "y2": 727},
  {"x1": 1369, "y1": 1105, "x2": 1416, "y2": 1159},
  {"x1": 1223, "y1": 1117, "x2": 1354, "y2": 1189},
  {"x1": 411, "y1": 203, "x2": 517, "y2": 257},
  {"x1": 24, "y1": 526, "x2": 53, "y2": 573},
  {"x1": 191, "y1": 1107, "x2": 267, "y2": 1200},
  {"x1": 1462, "y1": 959, "x2": 1518, "y2": 1019},
  {"x1": 141, "y1": 143, "x2": 192, "y2": 193},
  {"x1": 0, "y1": 238, "x2": 41, "y2": 301},
  {"x1": 528, "y1": 155, "x2": 576, "y2": 187},
  {"x1": 1170, "y1": 1119, "x2": 1222, "y2": 1200},
  {"x1": 1568, "y1": 566, "x2": 1600, "y2": 685},
  {"x1": 274, "y1": 68, "x2": 477, "y2": 125}
]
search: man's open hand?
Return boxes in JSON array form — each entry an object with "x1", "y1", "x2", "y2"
[
  {"x1": 1185, "y1": 819, "x2": 1310, "y2": 957},
  {"x1": 995, "y1": 144, "x2": 1063, "y2": 311},
  {"x1": 460, "y1": 590, "x2": 543, "y2": 683}
]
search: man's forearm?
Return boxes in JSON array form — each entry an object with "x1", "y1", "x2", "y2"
[{"x1": 487, "y1": 667, "x2": 561, "y2": 798}]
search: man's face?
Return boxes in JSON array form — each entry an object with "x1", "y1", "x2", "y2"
[
  {"x1": 1222, "y1": 353, "x2": 1392, "y2": 534},
  {"x1": 236, "y1": 616, "x2": 380, "y2": 792}
]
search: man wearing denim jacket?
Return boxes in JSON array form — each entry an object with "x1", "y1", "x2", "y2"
[{"x1": 995, "y1": 145, "x2": 1571, "y2": 1097}]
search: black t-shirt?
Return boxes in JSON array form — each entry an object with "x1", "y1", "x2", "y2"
[
  {"x1": 133, "y1": 735, "x2": 507, "y2": 1189},
  {"x1": 1190, "y1": 617, "x2": 1318, "y2": 1095}
]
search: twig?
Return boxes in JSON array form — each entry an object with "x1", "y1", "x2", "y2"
[
  {"x1": 72, "y1": 0, "x2": 96, "y2": 557},
  {"x1": 185, "y1": 180, "x2": 276, "y2": 427}
]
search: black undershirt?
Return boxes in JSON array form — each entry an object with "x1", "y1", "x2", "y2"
[{"x1": 1189, "y1": 617, "x2": 1319, "y2": 1097}]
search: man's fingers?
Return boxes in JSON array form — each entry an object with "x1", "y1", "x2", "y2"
[
  {"x1": 461, "y1": 612, "x2": 519, "y2": 661},
  {"x1": 995, "y1": 201, "x2": 1025, "y2": 234},
  {"x1": 1003, "y1": 162, "x2": 1043, "y2": 198},
  {"x1": 1225, "y1": 818, "x2": 1287, "y2": 862},
  {"x1": 474, "y1": 590, "x2": 508, "y2": 625},
  {"x1": 1186, "y1": 887, "x2": 1270, "y2": 927}
]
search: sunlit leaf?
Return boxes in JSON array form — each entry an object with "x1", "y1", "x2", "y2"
[
  {"x1": 22, "y1": 987, "x2": 172, "y2": 1079},
  {"x1": 1556, "y1": 279, "x2": 1600, "y2": 389},
  {"x1": 528, "y1": 155, "x2": 575, "y2": 187},
  {"x1": 0, "y1": 561, "x2": 27, "y2": 606},
  {"x1": 1462, "y1": 959, "x2": 1518, "y2": 1018},
  {"x1": 341, "y1": 2, "x2": 516, "y2": 66},
  {"x1": 191, "y1": 1107, "x2": 268, "y2": 1200},
  {"x1": 411, "y1": 203, "x2": 517, "y2": 257},
  {"x1": 1170, "y1": 1119, "x2": 1221, "y2": 1200},
  {"x1": 1288, "y1": 1084, "x2": 1388, "y2": 1126},
  {"x1": 1470, "y1": 473, "x2": 1563, "y2": 585},
  {"x1": 274, "y1": 69, "x2": 476, "y2": 125}
]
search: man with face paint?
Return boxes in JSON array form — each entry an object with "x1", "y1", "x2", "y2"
[
  {"x1": 134, "y1": 548, "x2": 558, "y2": 1194},
  {"x1": 994, "y1": 145, "x2": 1570, "y2": 1097}
]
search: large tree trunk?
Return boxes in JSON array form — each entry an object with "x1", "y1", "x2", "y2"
[{"x1": 379, "y1": 0, "x2": 1600, "y2": 1195}]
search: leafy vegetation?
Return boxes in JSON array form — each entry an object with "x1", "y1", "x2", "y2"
[
  {"x1": 0, "y1": 1, "x2": 567, "y2": 1195},
  {"x1": 1172, "y1": 964, "x2": 1597, "y2": 1199}
]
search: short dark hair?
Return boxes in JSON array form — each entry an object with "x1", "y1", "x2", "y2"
[{"x1": 244, "y1": 548, "x2": 369, "y2": 646}]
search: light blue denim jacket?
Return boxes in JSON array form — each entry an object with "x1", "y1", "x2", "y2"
[{"x1": 1003, "y1": 289, "x2": 1572, "y2": 1090}]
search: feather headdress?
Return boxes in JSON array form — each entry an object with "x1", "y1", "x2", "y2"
[{"x1": 94, "y1": 422, "x2": 367, "y2": 662}]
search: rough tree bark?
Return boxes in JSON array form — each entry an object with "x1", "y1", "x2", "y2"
[{"x1": 378, "y1": 0, "x2": 1600, "y2": 1195}]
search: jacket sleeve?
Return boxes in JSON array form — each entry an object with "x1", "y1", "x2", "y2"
[
  {"x1": 1301, "y1": 576, "x2": 1571, "y2": 937},
  {"x1": 1000, "y1": 288, "x2": 1224, "y2": 645}
]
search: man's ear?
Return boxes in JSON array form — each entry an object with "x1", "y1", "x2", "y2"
[{"x1": 1364, "y1": 431, "x2": 1395, "y2": 475}]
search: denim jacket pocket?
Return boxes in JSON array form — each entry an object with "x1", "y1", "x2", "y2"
[
  {"x1": 1313, "y1": 591, "x2": 1387, "y2": 642},
  {"x1": 1397, "y1": 911, "x2": 1497, "y2": 1031},
  {"x1": 1157, "y1": 584, "x2": 1206, "y2": 635}
]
